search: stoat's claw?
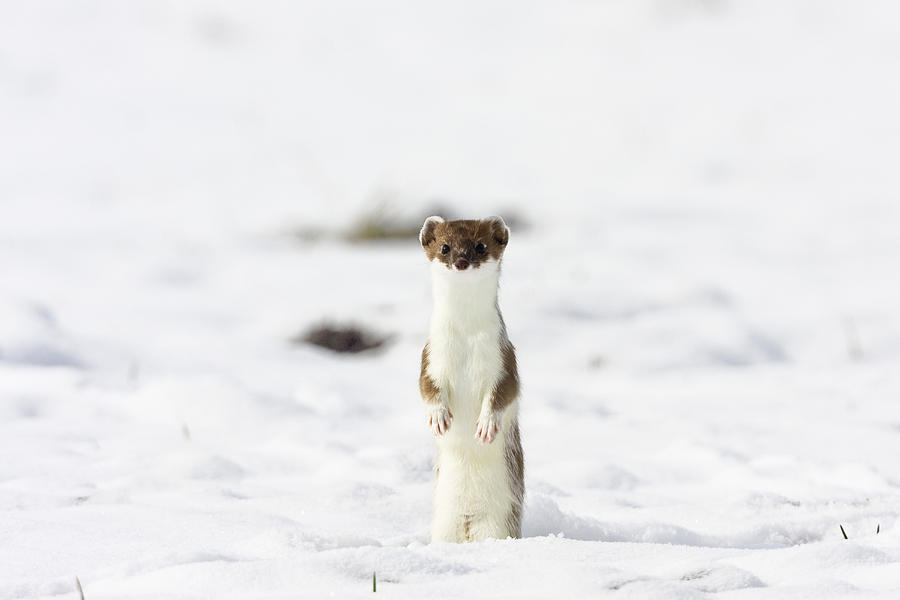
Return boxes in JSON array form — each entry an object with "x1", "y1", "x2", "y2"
[
  {"x1": 475, "y1": 410, "x2": 502, "y2": 444},
  {"x1": 428, "y1": 404, "x2": 453, "y2": 436}
]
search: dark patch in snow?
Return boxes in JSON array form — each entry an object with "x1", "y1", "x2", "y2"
[{"x1": 297, "y1": 323, "x2": 390, "y2": 354}]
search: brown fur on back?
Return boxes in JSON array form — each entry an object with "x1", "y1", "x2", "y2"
[
  {"x1": 419, "y1": 343, "x2": 440, "y2": 405},
  {"x1": 505, "y1": 421, "x2": 525, "y2": 536}
]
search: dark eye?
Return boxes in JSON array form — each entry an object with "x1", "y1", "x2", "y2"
[
  {"x1": 475, "y1": 243, "x2": 486, "y2": 254},
  {"x1": 441, "y1": 244, "x2": 450, "y2": 255}
]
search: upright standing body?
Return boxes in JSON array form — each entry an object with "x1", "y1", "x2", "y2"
[{"x1": 418, "y1": 215, "x2": 524, "y2": 543}]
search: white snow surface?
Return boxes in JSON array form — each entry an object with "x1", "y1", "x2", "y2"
[{"x1": 2, "y1": 1, "x2": 900, "y2": 598}]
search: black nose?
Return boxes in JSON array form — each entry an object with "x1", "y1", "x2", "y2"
[{"x1": 454, "y1": 259, "x2": 469, "y2": 270}]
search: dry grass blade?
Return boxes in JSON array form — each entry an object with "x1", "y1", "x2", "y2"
[
  {"x1": 75, "y1": 577, "x2": 85, "y2": 600},
  {"x1": 344, "y1": 202, "x2": 423, "y2": 243}
]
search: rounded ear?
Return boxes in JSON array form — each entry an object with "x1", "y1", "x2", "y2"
[
  {"x1": 419, "y1": 216, "x2": 444, "y2": 247},
  {"x1": 486, "y1": 215, "x2": 509, "y2": 246}
]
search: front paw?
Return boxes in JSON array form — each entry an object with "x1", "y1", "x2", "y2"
[
  {"x1": 475, "y1": 410, "x2": 502, "y2": 444},
  {"x1": 427, "y1": 404, "x2": 453, "y2": 436}
]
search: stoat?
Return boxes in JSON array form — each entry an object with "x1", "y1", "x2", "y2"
[{"x1": 418, "y1": 215, "x2": 524, "y2": 543}]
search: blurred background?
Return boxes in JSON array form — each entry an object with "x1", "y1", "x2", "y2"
[
  {"x1": 3, "y1": 0, "x2": 898, "y2": 364},
  {"x1": 2, "y1": 1, "x2": 900, "y2": 597},
  {"x1": 4, "y1": 1, "x2": 899, "y2": 228}
]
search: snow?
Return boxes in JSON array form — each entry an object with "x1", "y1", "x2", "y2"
[{"x1": 2, "y1": 1, "x2": 900, "y2": 598}]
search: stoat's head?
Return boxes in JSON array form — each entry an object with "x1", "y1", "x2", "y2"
[{"x1": 419, "y1": 216, "x2": 509, "y2": 276}]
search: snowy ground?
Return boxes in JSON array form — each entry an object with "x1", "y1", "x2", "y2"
[{"x1": 2, "y1": 1, "x2": 900, "y2": 598}]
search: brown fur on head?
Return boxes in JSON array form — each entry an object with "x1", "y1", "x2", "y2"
[{"x1": 419, "y1": 216, "x2": 509, "y2": 271}]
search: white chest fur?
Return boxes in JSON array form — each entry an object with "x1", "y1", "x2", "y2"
[
  {"x1": 425, "y1": 259, "x2": 519, "y2": 542},
  {"x1": 425, "y1": 261, "x2": 505, "y2": 434}
]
